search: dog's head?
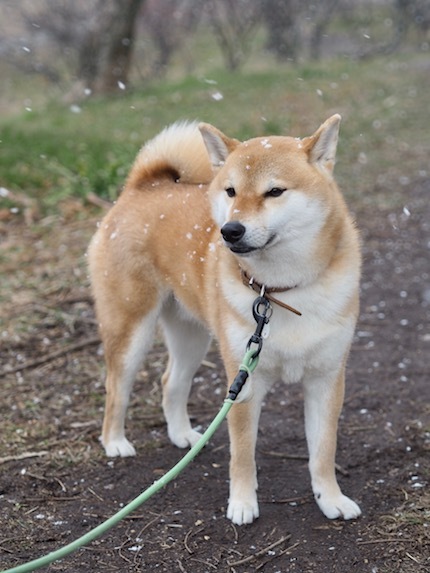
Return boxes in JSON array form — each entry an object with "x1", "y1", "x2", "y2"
[{"x1": 199, "y1": 116, "x2": 343, "y2": 265}]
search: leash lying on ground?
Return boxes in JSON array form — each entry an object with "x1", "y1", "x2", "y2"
[{"x1": 2, "y1": 292, "x2": 278, "y2": 573}]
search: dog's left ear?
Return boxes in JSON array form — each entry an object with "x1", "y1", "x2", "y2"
[
  {"x1": 303, "y1": 114, "x2": 341, "y2": 174},
  {"x1": 199, "y1": 123, "x2": 240, "y2": 168}
]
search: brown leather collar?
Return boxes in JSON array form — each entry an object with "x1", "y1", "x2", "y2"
[{"x1": 241, "y1": 269, "x2": 302, "y2": 316}]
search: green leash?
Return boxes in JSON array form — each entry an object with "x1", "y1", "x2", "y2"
[
  {"x1": 2, "y1": 400, "x2": 234, "y2": 573},
  {"x1": 2, "y1": 296, "x2": 270, "y2": 573}
]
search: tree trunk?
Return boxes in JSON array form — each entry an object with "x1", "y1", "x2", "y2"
[
  {"x1": 309, "y1": 0, "x2": 340, "y2": 61},
  {"x1": 77, "y1": 0, "x2": 145, "y2": 94},
  {"x1": 206, "y1": 0, "x2": 261, "y2": 72},
  {"x1": 263, "y1": 0, "x2": 303, "y2": 62},
  {"x1": 96, "y1": 0, "x2": 145, "y2": 92}
]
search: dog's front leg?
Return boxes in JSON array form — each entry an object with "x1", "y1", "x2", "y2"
[
  {"x1": 303, "y1": 366, "x2": 361, "y2": 520},
  {"x1": 227, "y1": 387, "x2": 264, "y2": 525}
]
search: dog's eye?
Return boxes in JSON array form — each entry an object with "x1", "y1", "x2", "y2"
[
  {"x1": 225, "y1": 187, "x2": 236, "y2": 198},
  {"x1": 265, "y1": 187, "x2": 286, "y2": 198}
]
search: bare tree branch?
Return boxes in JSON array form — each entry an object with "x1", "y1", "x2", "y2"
[{"x1": 206, "y1": 0, "x2": 261, "y2": 71}]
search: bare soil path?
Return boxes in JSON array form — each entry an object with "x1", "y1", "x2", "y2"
[{"x1": 1, "y1": 180, "x2": 429, "y2": 572}]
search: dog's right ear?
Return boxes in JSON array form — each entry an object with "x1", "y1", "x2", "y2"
[
  {"x1": 199, "y1": 123, "x2": 239, "y2": 167},
  {"x1": 303, "y1": 114, "x2": 341, "y2": 174}
]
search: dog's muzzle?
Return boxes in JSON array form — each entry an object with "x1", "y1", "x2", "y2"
[
  {"x1": 221, "y1": 221, "x2": 276, "y2": 255},
  {"x1": 220, "y1": 221, "x2": 255, "y2": 254}
]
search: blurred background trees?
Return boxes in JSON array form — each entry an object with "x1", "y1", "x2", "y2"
[
  {"x1": 206, "y1": 0, "x2": 262, "y2": 71},
  {"x1": 0, "y1": 0, "x2": 428, "y2": 97},
  {"x1": 8, "y1": 0, "x2": 145, "y2": 94}
]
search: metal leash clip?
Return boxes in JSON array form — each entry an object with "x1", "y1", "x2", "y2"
[{"x1": 247, "y1": 295, "x2": 273, "y2": 359}]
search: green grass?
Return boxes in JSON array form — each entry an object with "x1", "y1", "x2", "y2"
[{"x1": 1, "y1": 51, "x2": 429, "y2": 213}]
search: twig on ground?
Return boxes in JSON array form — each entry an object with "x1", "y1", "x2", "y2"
[
  {"x1": 228, "y1": 534, "x2": 292, "y2": 567},
  {"x1": 0, "y1": 336, "x2": 101, "y2": 377},
  {"x1": 357, "y1": 538, "x2": 416, "y2": 545},
  {"x1": 24, "y1": 471, "x2": 67, "y2": 493},
  {"x1": 183, "y1": 530, "x2": 193, "y2": 555},
  {"x1": 260, "y1": 449, "x2": 308, "y2": 460},
  {"x1": 201, "y1": 359, "x2": 217, "y2": 369},
  {"x1": 260, "y1": 449, "x2": 350, "y2": 476},
  {"x1": 260, "y1": 494, "x2": 311, "y2": 505},
  {"x1": 190, "y1": 558, "x2": 217, "y2": 570},
  {"x1": 0, "y1": 451, "x2": 48, "y2": 465},
  {"x1": 229, "y1": 521, "x2": 239, "y2": 543},
  {"x1": 255, "y1": 541, "x2": 300, "y2": 570}
]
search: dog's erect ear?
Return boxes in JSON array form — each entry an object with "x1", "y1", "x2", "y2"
[
  {"x1": 303, "y1": 114, "x2": 341, "y2": 174},
  {"x1": 199, "y1": 123, "x2": 240, "y2": 167}
]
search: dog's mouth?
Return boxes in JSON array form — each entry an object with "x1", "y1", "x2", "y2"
[{"x1": 226, "y1": 233, "x2": 277, "y2": 255}]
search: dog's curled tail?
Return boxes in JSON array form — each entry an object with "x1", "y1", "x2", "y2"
[{"x1": 126, "y1": 121, "x2": 213, "y2": 189}]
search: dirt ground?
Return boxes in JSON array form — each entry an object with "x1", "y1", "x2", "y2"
[{"x1": 0, "y1": 179, "x2": 429, "y2": 573}]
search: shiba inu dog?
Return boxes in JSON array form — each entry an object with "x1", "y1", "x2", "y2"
[{"x1": 88, "y1": 115, "x2": 362, "y2": 525}]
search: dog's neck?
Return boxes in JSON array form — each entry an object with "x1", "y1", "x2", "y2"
[{"x1": 240, "y1": 268, "x2": 302, "y2": 316}]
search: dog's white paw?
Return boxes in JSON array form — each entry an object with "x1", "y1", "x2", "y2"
[
  {"x1": 316, "y1": 492, "x2": 361, "y2": 520},
  {"x1": 169, "y1": 428, "x2": 202, "y2": 449},
  {"x1": 103, "y1": 437, "x2": 136, "y2": 458},
  {"x1": 227, "y1": 497, "x2": 259, "y2": 525}
]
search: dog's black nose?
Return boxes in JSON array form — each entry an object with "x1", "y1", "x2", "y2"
[{"x1": 221, "y1": 221, "x2": 246, "y2": 243}]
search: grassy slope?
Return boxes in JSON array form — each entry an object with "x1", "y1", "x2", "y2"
[{"x1": 0, "y1": 51, "x2": 429, "y2": 213}]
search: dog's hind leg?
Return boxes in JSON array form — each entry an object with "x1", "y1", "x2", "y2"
[
  {"x1": 101, "y1": 307, "x2": 160, "y2": 457},
  {"x1": 160, "y1": 298, "x2": 211, "y2": 448}
]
